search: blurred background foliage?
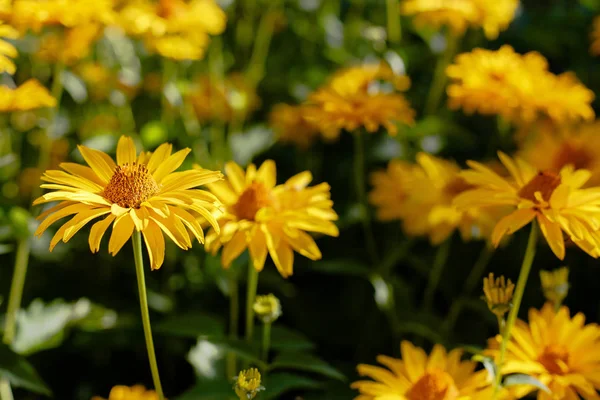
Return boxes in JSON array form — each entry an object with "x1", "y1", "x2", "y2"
[{"x1": 2, "y1": 0, "x2": 600, "y2": 399}]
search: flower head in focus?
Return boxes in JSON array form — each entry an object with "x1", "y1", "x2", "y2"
[
  {"x1": 401, "y1": 0, "x2": 519, "y2": 39},
  {"x1": 269, "y1": 103, "x2": 320, "y2": 149},
  {"x1": 253, "y1": 294, "x2": 282, "y2": 324},
  {"x1": 0, "y1": 80, "x2": 56, "y2": 111},
  {"x1": 34, "y1": 136, "x2": 223, "y2": 270},
  {"x1": 204, "y1": 160, "x2": 339, "y2": 278},
  {"x1": 483, "y1": 273, "x2": 514, "y2": 318},
  {"x1": 234, "y1": 368, "x2": 264, "y2": 400},
  {"x1": 486, "y1": 303, "x2": 600, "y2": 399},
  {"x1": 540, "y1": 267, "x2": 569, "y2": 308},
  {"x1": 92, "y1": 385, "x2": 159, "y2": 400},
  {"x1": 351, "y1": 341, "x2": 493, "y2": 399},
  {"x1": 455, "y1": 152, "x2": 600, "y2": 259},
  {"x1": 447, "y1": 46, "x2": 594, "y2": 126},
  {"x1": 304, "y1": 62, "x2": 415, "y2": 140}
]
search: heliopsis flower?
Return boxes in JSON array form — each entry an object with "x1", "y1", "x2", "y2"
[
  {"x1": 303, "y1": 62, "x2": 415, "y2": 140},
  {"x1": 483, "y1": 273, "x2": 514, "y2": 318},
  {"x1": 401, "y1": 0, "x2": 519, "y2": 39},
  {"x1": 486, "y1": 302, "x2": 600, "y2": 399},
  {"x1": 92, "y1": 385, "x2": 159, "y2": 400},
  {"x1": 253, "y1": 294, "x2": 282, "y2": 324},
  {"x1": 33, "y1": 136, "x2": 223, "y2": 270},
  {"x1": 269, "y1": 103, "x2": 320, "y2": 149},
  {"x1": 540, "y1": 267, "x2": 569, "y2": 307},
  {"x1": 0, "y1": 22, "x2": 18, "y2": 74},
  {"x1": 234, "y1": 368, "x2": 264, "y2": 400},
  {"x1": 35, "y1": 24, "x2": 101, "y2": 65},
  {"x1": 518, "y1": 122, "x2": 600, "y2": 186},
  {"x1": 591, "y1": 16, "x2": 600, "y2": 55},
  {"x1": 368, "y1": 159, "x2": 417, "y2": 222},
  {"x1": 352, "y1": 341, "x2": 493, "y2": 399},
  {"x1": 454, "y1": 152, "x2": 600, "y2": 260},
  {"x1": 0, "y1": 80, "x2": 56, "y2": 111},
  {"x1": 204, "y1": 160, "x2": 339, "y2": 278},
  {"x1": 447, "y1": 46, "x2": 595, "y2": 125},
  {"x1": 116, "y1": 0, "x2": 226, "y2": 60}
]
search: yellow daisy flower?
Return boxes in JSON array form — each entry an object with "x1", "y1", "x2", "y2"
[
  {"x1": 0, "y1": 80, "x2": 56, "y2": 111},
  {"x1": 351, "y1": 341, "x2": 493, "y2": 400},
  {"x1": 369, "y1": 159, "x2": 416, "y2": 222},
  {"x1": 269, "y1": 103, "x2": 320, "y2": 149},
  {"x1": 35, "y1": 24, "x2": 101, "y2": 66},
  {"x1": 34, "y1": 136, "x2": 223, "y2": 270},
  {"x1": 540, "y1": 267, "x2": 569, "y2": 308},
  {"x1": 116, "y1": 0, "x2": 226, "y2": 60},
  {"x1": 92, "y1": 385, "x2": 159, "y2": 400},
  {"x1": 204, "y1": 160, "x2": 339, "y2": 278},
  {"x1": 303, "y1": 63, "x2": 415, "y2": 140},
  {"x1": 518, "y1": 122, "x2": 600, "y2": 186},
  {"x1": 234, "y1": 368, "x2": 264, "y2": 400},
  {"x1": 454, "y1": 152, "x2": 600, "y2": 259},
  {"x1": 591, "y1": 15, "x2": 600, "y2": 56},
  {"x1": 0, "y1": 22, "x2": 18, "y2": 75},
  {"x1": 447, "y1": 46, "x2": 594, "y2": 125},
  {"x1": 487, "y1": 302, "x2": 600, "y2": 400},
  {"x1": 401, "y1": 0, "x2": 519, "y2": 39}
]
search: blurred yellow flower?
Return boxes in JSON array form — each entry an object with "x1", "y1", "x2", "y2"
[
  {"x1": 591, "y1": 15, "x2": 600, "y2": 55},
  {"x1": 34, "y1": 136, "x2": 223, "y2": 270},
  {"x1": 540, "y1": 267, "x2": 569, "y2": 307},
  {"x1": 234, "y1": 368, "x2": 264, "y2": 400},
  {"x1": 35, "y1": 24, "x2": 101, "y2": 65},
  {"x1": 204, "y1": 160, "x2": 339, "y2": 278},
  {"x1": 253, "y1": 293, "x2": 282, "y2": 324},
  {"x1": 304, "y1": 63, "x2": 415, "y2": 140},
  {"x1": 486, "y1": 303, "x2": 600, "y2": 399},
  {"x1": 368, "y1": 159, "x2": 416, "y2": 222},
  {"x1": 269, "y1": 103, "x2": 320, "y2": 149},
  {"x1": 186, "y1": 73, "x2": 260, "y2": 122},
  {"x1": 92, "y1": 385, "x2": 159, "y2": 400},
  {"x1": 117, "y1": 0, "x2": 226, "y2": 60},
  {"x1": 75, "y1": 62, "x2": 140, "y2": 102},
  {"x1": 0, "y1": 22, "x2": 18, "y2": 74},
  {"x1": 518, "y1": 122, "x2": 600, "y2": 186},
  {"x1": 483, "y1": 273, "x2": 514, "y2": 318},
  {"x1": 447, "y1": 46, "x2": 594, "y2": 125},
  {"x1": 401, "y1": 0, "x2": 519, "y2": 39},
  {"x1": 352, "y1": 341, "x2": 493, "y2": 399},
  {"x1": 454, "y1": 152, "x2": 600, "y2": 259},
  {"x1": 0, "y1": 80, "x2": 56, "y2": 111}
]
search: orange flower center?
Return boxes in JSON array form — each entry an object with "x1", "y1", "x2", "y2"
[
  {"x1": 553, "y1": 142, "x2": 593, "y2": 171},
  {"x1": 518, "y1": 171, "x2": 561, "y2": 203},
  {"x1": 406, "y1": 369, "x2": 459, "y2": 400},
  {"x1": 538, "y1": 344, "x2": 570, "y2": 375},
  {"x1": 232, "y1": 182, "x2": 273, "y2": 221},
  {"x1": 103, "y1": 163, "x2": 160, "y2": 209},
  {"x1": 156, "y1": 0, "x2": 187, "y2": 19}
]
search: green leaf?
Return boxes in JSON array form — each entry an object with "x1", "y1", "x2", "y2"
[
  {"x1": 155, "y1": 313, "x2": 225, "y2": 338},
  {"x1": 307, "y1": 260, "x2": 369, "y2": 277},
  {"x1": 0, "y1": 342, "x2": 51, "y2": 396},
  {"x1": 255, "y1": 325, "x2": 315, "y2": 351},
  {"x1": 8, "y1": 207, "x2": 32, "y2": 239},
  {"x1": 504, "y1": 374, "x2": 551, "y2": 394},
  {"x1": 176, "y1": 379, "x2": 237, "y2": 400},
  {"x1": 209, "y1": 338, "x2": 265, "y2": 369},
  {"x1": 269, "y1": 352, "x2": 346, "y2": 381},
  {"x1": 263, "y1": 372, "x2": 321, "y2": 400}
]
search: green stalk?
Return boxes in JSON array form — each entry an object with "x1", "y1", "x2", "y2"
[
  {"x1": 132, "y1": 231, "x2": 165, "y2": 400},
  {"x1": 353, "y1": 132, "x2": 379, "y2": 265},
  {"x1": 423, "y1": 238, "x2": 451, "y2": 311},
  {"x1": 385, "y1": 0, "x2": 401, "y2": 44},
  {"x1": 246, "y1": 2, "x2": 278, "y2": 87},
  {"x1": 423, "y1": 32, "x2": 459, "y2": 116},
  {"x1": 261, "y1": 322, "x2": 271, "y2": 363},
  {"x1": 226, "y1": 276, "x2": 239, "y2": 378},
  {"x1": 493, "y1": 221, "x2": 538, "y2": 398},
  {"x1": 245, "y1": 265, "x2": 259, "y2": 343}
]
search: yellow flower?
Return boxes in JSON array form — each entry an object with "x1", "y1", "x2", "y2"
[
  {"x1": 540, "y1": 267, "x2": 569, "y2": 307},
  {"x1": 483, "y1": 273, "x2": 514, "y2": 317},
  {"x1": 447, "y1": 46, "x2": 594, "y2": 125},
  {"x1": 269, "y1": 103, "x2": 320, "y2": 149},
  {"x1": 33, "y1": 136, "x2": 223, "y2": 270},
  {"x1": 591, "y1": 16, "x2": 600, "y2": 55},
  {"x1": 0, "y1": 22, "x2": 18, "y2": 74},
  {"x1": 454, "y1": 152, "x2": 600, "y2": 260},
  {"x1": 368, "y1": 159, "x2": 416, "y2": 222},
  {"x1": 0, "y1": 80, "x2": 56, "y2": 111},
  {"x1": 116, "y1": 0, "x2": 226, "y2": 60},
  {"x1": 92, "y1": 385, "x2": 159, "y2": 400},
  {"x1": 253, "y1": 294, "x2": 282, "y2": 324},
  {"x1": 304, "y1": 63, "x2": 415, "y2": 140},
  {"x1": 35, "y1": 24, "x2": 101, "y2": 66},
  {"x1": 486, "y1": 302, "x2": 600, "y2": 399},
  {"x1": 351, "y1": 341, "x2": 492, "y2": 400},
  {"x1": 400, "y1": 0, "x2": 519, "y2": 39},
  {"x1": 204, "y1": 160, "x2": 339, "y2": 278},
  {"x1": 518, "y1": 121, "x2": 600, "y2": 186},
  {"x1": 234, "y1": 368, "x2": 264, "y2": 400}
]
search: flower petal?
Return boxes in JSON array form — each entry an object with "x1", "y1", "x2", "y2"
[
  {"x1": 108, "y1": 214, "x2": 135, "y2": 255},
  {"x1": 116, "y1": 136, "x2": 137, "y2": 166}
]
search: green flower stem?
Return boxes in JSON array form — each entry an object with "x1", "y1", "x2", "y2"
[
  {"x1": 132, "y1": 231, "x2": 165, "y2": 400},
  {"x1": 423, "y1": 32, "x2": 459, "y2": 116},
  {"x1": 353, "y1": 132, "x2": 379, "y2": 265},
  {"x1": 208, "y1": 37, "x2": 227, "y2": 167},
  {"x1": 245, "y1": 265, "x2": 259, "y2": 343},
  {"x1": 493, "y1": 221, "x2": 538, "y2": 398},
  {"x1": 160, "y1": 59, "x2": 177, "y2": 127},
  {"x1": 246, "y1": 2, "x2": 277, "y2": 87},
  {"x1": 385, "y1": 0, "x2": 401, "y2": 44},
  {"x1": 226, "y1": 276, "x2": 239, "y2": 379},
  {"x1": 261, "y1": 322, "x2": 271, "y2": 364},
  {"x1": 423, "y1": 238, "x2": 451, "y2": 311}
]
